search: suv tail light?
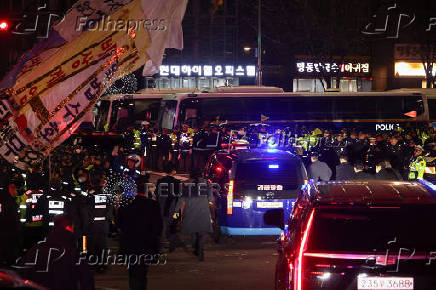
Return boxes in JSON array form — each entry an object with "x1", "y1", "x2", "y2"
[
  {"x1": 227, "y1": 180, "x2": 234, "y2": 215},
  {"x1": 294, "y1": 209, "x2": 315, "y2": 290}
]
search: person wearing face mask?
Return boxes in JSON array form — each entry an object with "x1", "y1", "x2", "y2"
[{"x1": 73, "y1": 168, "x2": 89, "y2": 192}]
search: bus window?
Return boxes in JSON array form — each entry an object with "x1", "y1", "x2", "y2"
[
  {"x1": 199, "y1": 98, "x2": 246, "y2": 122},
  {"x1": 109, "y1": 99, "x2": 133, "y2": 131},
  {"x1": 403, "y1": 96, "x2": 424, "y2": 117},
  {"x1": 377, "y1": 96, "x2": 424, "y2": 119},
  {"x1": 160, "y1": 100, "x2": 177, "y2": 129},
  {"x1": 334, "y1": 97, "x2": 378, "y2": 119},
  {"x1": 299, "y1": 97, "x2": 334, "y2": 120},
  {"x1": 428, "y1": 99, "x2": 436, "y2": 120},
  {"x1": 244, "y1": 98, "x2": 271, "y2": 121},
  {"x1": 94, "y1": 100, "x2": 110, "y2": 131},
  {"x1": 134, "y1": 99, "x2": 161, "y2": 124},
  {"x1": 377, "y1": 96, "x2": 405, "y2": 119},
  {"x1": 179, "y1": 99, "x2": 200, "y2": 127}
]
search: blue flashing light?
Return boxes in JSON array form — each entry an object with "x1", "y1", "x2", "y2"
[
  {"x1": 269, "y1": 164, "x2": 279, "y2": 169},
  {"x1": 419, "y1": 179, "x2": 436, "y2": 191},
  {"x1": 266, "y1": 148, "x2": 279, "y2": 153}
]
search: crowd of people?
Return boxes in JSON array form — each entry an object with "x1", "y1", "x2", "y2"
[
  {"x1": 128, "y1": 121, "x2": 436, "y2": 180},
  {"x1": 0, "y1": 135, "x2": 216, "y2": 289},
  {"x1": 0, "y1": 122, "x2": 435, "y2": 289}
]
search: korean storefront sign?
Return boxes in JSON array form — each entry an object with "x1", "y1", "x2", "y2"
[{"x1": 159, "y1": 65, "x2": 257, "y2": 78}]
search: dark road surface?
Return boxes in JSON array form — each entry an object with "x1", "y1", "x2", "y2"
[
  {"x1": 95, "y1": 236, "x2": 278, "y2": 290},
  {"x1": 95, "y1": 172, "x2": 279, "y2": 290}
]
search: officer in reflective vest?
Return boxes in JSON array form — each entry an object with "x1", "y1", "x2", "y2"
[
  {"x1": 18, "y1": 188, "x2": 44, "y2": 250},
  {"x1": 150, "y1": 129, "x2": 160, "y2": 170},
  {"x1": 409, "y1": 146, "x2": 426, "y2": 180},
  {"x1": 35, "y1": 180, "x2": 71, "y2": 236},
  {"x1": 179, "y1": 124, "x2": 194, "y2": 172},
  {"x1": 88, "y1": 189, "x2": 112, "y2": 270},
  {"x1": 170, "y1": 128, "x2": 180, "y2": 168}
]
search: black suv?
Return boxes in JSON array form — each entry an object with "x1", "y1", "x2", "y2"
[{"x1": 269, "y1": 180, "x2": 436, "y2": 290}]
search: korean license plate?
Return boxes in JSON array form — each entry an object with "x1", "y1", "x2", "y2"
[
  {"x1": 256, "y1": 201, "x2": 283, "y2": 208},
  {"x1": 358, "y1": 277, "x2": 414, "y2": 290}
]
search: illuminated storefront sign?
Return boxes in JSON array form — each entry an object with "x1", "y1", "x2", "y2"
[
  {"x1": 394, "y1": 62, "x2": 436, "y2": 77},
  {"x1": 159, "y1": 65, "x2": 256, "y2": 78},
  {"x1": 295, "y1": 61, "x2": 370, "y2": 75}
]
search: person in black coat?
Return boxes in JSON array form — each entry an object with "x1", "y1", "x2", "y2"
[
  {"x1": 0, "y1": 186, "x2": 20, "y2": 267},
  {"x1": 174, "y1": 168, "x2": 214, "y2": 261},
  {"x1": 15, "y1": 214, "x2": 94, "y2": 290},
  {"x1": 308, "y1": 152, "x2": 332, "y2": 181},
  {"x1": 375, "y1": 160, "x2": 403, "y2": 180},
  {"x1": 155, "y1": 162, "x2": 181, "y2": 252},
  {"x1": 352, "y1": 162, "x2": 375, "y2": 180},
  {"x1": 335, "y1": 154, "x2": 355, "y2": 180},
  {"x1": 118, "y1": 177, "x2": 163, "y2": 290}
]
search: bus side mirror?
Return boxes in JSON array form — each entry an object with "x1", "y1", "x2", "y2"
[{"x1": 264, "y1": 209, "x2": 284, "y2": 230}]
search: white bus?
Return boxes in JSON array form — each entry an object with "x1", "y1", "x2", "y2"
[
  {"x1": 93, "y1": 88, "x2": 205, "y2": 132},
  {"x1": 92, "y1": 86, "x2": 433, "y2": 133},
  {"x1": 157, "y1": 87, "x2": 430, "y2": 132}
]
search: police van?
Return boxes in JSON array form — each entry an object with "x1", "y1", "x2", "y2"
[{"x1": 205, "y1": 148, "x2": 307, "y2": 236}]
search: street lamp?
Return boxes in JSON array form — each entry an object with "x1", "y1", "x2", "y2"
[{"x1": 257, "y1": 0, "x2": 262, "y2": 86}]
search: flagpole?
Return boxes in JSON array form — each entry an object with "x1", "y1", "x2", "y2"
[{"x1": 257, "y1": 0, "x2": 262, "y2": 86}]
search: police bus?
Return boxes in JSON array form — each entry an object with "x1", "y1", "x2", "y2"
[
  {"x1": 92, "y1": 86, "x2": 434, "y2": 133},
  {"x1": 76, "y1": 89, "x2": 198, "y2": 144},
  {"x1": 157, "y1": 87, "x2": 432, "y2": 132}
]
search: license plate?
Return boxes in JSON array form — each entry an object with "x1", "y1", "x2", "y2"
[
  {"x1": 358, "y1": 277, "x2": 414, "y2": 290},
  {"x1": 257, "y1": 201, "x2": 283, "y2": 208}
]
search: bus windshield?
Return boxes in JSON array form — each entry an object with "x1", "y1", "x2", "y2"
[
  {"x1": 109, "y1": 98, "x2": 161, "y2": 131},
  {"x1": 94, "y1": 100, "x2": 110, "y2": 131}
]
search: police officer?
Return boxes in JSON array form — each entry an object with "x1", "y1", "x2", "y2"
[
  {"x1": 17, "y1": 187, "x2": 44, "y2": 250},
  {"x1": 192, "y1": 127, "x2": 208, "y2": 170},
  {"x1": 384, "y1": 135, "x2": 406, "y2": 172},
  {"x1": 27, "y1": 163, "x2": 48, "y2": 191},
  {"x1": 205, "y1": 126, "x2": 221, "y2": 156},
  {"x1": 408, "y1": 145, "x2": 426, "y2": 180},
  {"x1": 179, "y1": 124, "x2": 193, "y2": 173},
  {"x1": 140, "y1": 122, "x2": 153, "y2": 169},
  {"x1": 88, "y1": 187, "x2": 112, "y2": 270},
  {"x1": 348, "y1": 132, "x2": 369, "y2": 164},
  {"x1": 70, "y1": 176, "x2": 112, "y2": 270},
  {"x1": 35, "y1": 179, "x2": 71, "y2": 236},
  {"x1": 158, "y1": 129, "x2": 172, "y2": 171},
  {"x1": 121, "y1": 155, "x2": 142, "y2": 180},
  {"x1": 0, "y1": 184, "x2": 20, "y2": 266},
  {"x1": 170, "y1": 128, "x2": 180, "y2": 170},
  {"x1": 150, "y1": 128, "x2": 160, "y2": 170}
]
